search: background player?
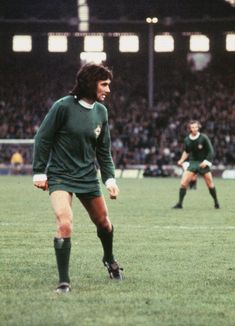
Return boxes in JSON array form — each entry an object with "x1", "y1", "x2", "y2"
[{"x1": 173, "y1": 120, "x2": 220, "y2": 209}]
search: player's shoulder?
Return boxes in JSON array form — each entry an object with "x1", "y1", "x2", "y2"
[
  {"x1": 95, "y1": 102, "x2": 108, "y2": 119},
  {"x1": 184, "y1": 134, "x2": 191, "y2": 142},
  {"x1": 50, "y1": 95, "x2": 74, "y2": 111},
  {"x1": 200, "y1": 133, "x2": 210, "y2": 141},
  {"x1": 95, "y1": 101, "x2": 107, "y2": 112},
  {"x1": 54, "y1": 95, "x2": 74, "y2": 106}
]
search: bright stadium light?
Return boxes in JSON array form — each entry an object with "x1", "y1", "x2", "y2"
[
  {"x1": 84, "y1": 35, "x2": 103, "y2": 52},
  {"x1": 13, "y1": 35, "x2": 32, "y2": 52},
  {"x1": 190, "y1": 34, "x2": 210, "y2": 52},
  {"x1": 155, "y1": 35, "x2": 174, "y2": 52},
  {"x1": 119, "y1": 35, "x2": 139, "y2": 52},
  {"x1": 224, "y1": 0, "x2": 235, "y2": 7},
  {"x1": 146, "y1": 17, "x2": 158, "y2": 23},
  {"x1": 79, "y1": 22, "x2": 89, "y2": 31},
  {"x1": 77, "y1": 0, "x2": 89, "y2": 31},
  {"x1": 226, "y1": 34, "x2": 235, "y2": 51},
  {"x1": 80, "y1": 52, "x2": 107, "y2": 64},
  {"x1": 48, "y1": 34, "x2": 68, "y2": 52}
]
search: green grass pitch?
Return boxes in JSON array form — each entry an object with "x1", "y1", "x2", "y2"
[{"x1": 0, "y1": 176, "x2": 234, "y2": 326}]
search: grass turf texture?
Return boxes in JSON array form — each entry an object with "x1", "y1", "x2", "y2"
[{"x1": 0, "y1": 176, "x2": 235, "y2": 326}]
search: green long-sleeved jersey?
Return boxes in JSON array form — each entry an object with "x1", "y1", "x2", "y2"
[
  {"x1": 33, "y1": 95, "x2": 115, "y2": 193},
  {"x1": 184, "y1": 133, "x2": 214, "y2": 162}
]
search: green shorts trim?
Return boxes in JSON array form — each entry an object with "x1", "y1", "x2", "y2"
[{"x1": 187, "y1": 161, "x2": 211, "y2": 175}]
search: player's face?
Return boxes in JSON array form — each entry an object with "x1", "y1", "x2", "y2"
[
  {"x1": 189, "y1": 123, "x2": 199, "y2": 136},
  {"x1": 96, "y1": 79, "x2": 111, "y2": 102}
]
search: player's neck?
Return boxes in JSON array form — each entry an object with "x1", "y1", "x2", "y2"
[{"x1": 79, "y1": 99, "x2": 95, "y2": 109}]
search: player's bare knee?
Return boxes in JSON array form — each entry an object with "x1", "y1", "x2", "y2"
[
  {"x1": 207, "y1": 183, "x2": 214, "y2": 189},
  {"x1": 102, "y1": 219, "x2": 112, "y2": 232},
  {"x1": 96, "y1": 216, "x2": 111, "y2": 231},
  {"x1": 58, "y1": 222, "x2": 72, "y2": 238}
]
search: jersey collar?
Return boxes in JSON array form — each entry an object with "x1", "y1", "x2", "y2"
[
  {"x1": 78, "y1": 99, "x2": 95, "y2": 109},
  {"x1": 189, "y1": 132, "x2": 200, "y2": 140}
]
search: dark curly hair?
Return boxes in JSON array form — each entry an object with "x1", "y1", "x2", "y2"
[{"x1": 70, "y1": 63, "x2": 113, "y2": 101}]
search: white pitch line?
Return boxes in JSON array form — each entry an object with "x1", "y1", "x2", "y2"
[
  {"x1": 118, "y1": 225, "x2": 235, "y2": 230},
  {"x1": 1, "y1": 223, "x2": 235, "y2": 231}
]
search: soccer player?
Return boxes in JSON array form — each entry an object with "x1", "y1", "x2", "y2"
[
  {"x1": 173, "y1": 120, "x2": 220, "y2": 209},
  {"x1": 32, "y1": 63, "x2": 123, "y2": 294}
]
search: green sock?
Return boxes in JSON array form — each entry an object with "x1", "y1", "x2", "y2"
[
  {"x1": 54, "y1": 237, "x2": 71, "y2": 283},
  {"x1": 209, "y1": 187, "x2": 219, "y2": 204},
  {"x1": 97, "y1": 226, "x2": 114, "y2": 263},
  {"x1": 179, "y1": 187, "x2": 186, "y2": 205}
]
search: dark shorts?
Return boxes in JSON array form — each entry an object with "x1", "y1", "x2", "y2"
[
  {"x1": 48, "y1": 176, "x2": 102, "y2": 198},
  {"x1": 187, "y1": 161, "x2": 211, "y2": 175},
  {"x1": 75, "y1": 190, "x2": 102, "y2": 200},
  {"x1": 49, "y1": 185, "x2": 102, "y2": 199}
]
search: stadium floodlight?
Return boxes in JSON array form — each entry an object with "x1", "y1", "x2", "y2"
[
  {"x1": 84, "y1": 35, "x2": 103, "y2": 52},
  {"x1": 189, "y1": 34, "x2": 210, "y2": 52},
  {"x1": 77, "y1": 0, "x2": 89, "y2": 31},
  {"x1": 12, "y1": 35, "x2": 32, "y2": 52},
  {"x1": 146, "y1": 17, "x2": 158, "y2": 24},
  {"x1": 119, "y1": 35, "x2": 139, "y2": 52},
  {"x1": 79, "y1": 22, "x2": 89, "y2": 31},
  {"x1": 226, "y1": 34, "x2": 235, "y2": 51},
  {"x1": 155, "y1": 35, "x2": 174, "y2": 52},
  {"x1": 80, "y1": 52, "x2": 107, "y2": 64},
  {"x1": 48, "y1": 34, "x2": 68, "y2": 52}
]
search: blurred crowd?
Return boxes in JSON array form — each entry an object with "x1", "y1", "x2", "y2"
[{"x1": 0, "y1": 57, "x2": 234, "y2": 168}]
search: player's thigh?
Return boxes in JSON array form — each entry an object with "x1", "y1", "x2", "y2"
[
  {"x1": 50, "y1": 190, "x2": 73, "y2": 223},
  {"x1": 181, "y1": 170, "x2": 196, "y2": 188},
  {"x1": 79, "y1": 196, "x2": 111, "y2": 229},
  {"x1": 203, "y1": 172, "x2": 214, "y2": 188}
]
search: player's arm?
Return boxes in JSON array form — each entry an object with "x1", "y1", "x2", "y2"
[
  {"x1": 177, "y1": 151, "x2": 189, "y2": 166},
  {"x1": 96, "y1": 113, "x2": 119, "y2": 199},
  {"x1": 32, "y1": 102, "x2": 64, "y2": 190},
  {"x1": 199, "y1": 134, "x2": 214, "y2": 168}
]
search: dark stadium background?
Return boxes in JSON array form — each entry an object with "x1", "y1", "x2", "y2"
[
  {"x1": 1, "y1": 0, "x2": 235, "y2": 20},
  {"x1": 0, "y1": 0, "x2": 235, "y2": 175}
]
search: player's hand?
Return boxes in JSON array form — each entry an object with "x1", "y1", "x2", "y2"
[
  {"x1": 177, "y1": 160, "x2": 183, "y2": 166},
  {"x1": 107, "y1": 184, "x2": 119, "y2": 200},
  {"x1": 33, "y1": 180, "x2": 49, "y2": 191},
  {"x1": 199, "y1": 161, "x2": 207, "y2": 168}
]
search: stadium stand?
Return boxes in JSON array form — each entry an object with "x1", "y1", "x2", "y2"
[{"x1": 0, "y1": 57, "x2": 234, "y2": 174}]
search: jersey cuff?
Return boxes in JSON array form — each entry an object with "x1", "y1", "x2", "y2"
[
  {"x1": 182, "y1": 161, "x2": 190, "y2": 171},
  {"x1": 105, "y1": 178, "x2": 116, "y2": 188},
  {"x1": 203, "y1": 160, "x2": 212, "y2": 167},
  {"x1": 33, "y1": 174, "x2": 48, "y2": 182}
]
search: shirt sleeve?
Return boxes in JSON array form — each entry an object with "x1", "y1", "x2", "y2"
[
  {"x1": 32, "y1": 101, "x2": 65, "y2": 174},
  {"x1": 96, "y1": 111, "x2": 115, "y2": 184},
  {"x1": 184, "y1": 137, "x2": 190, "y2": 153},
  {"x1": 203, "y1": 134, "x2": 214, "y2": 162}
]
